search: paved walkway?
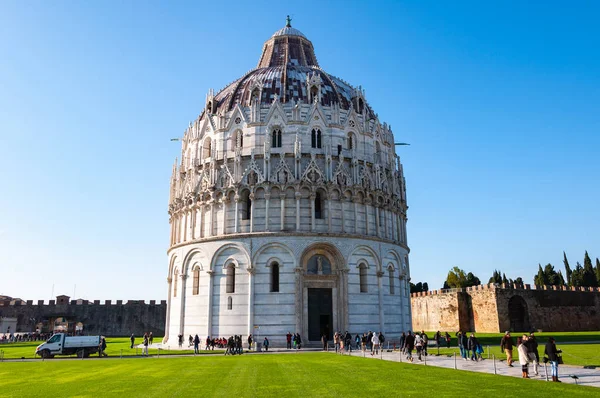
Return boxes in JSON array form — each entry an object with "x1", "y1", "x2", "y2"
[{"x1": 333, "y1": 348, "x2": 600, "y2": 388}]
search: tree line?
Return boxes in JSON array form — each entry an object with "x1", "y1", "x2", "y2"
[{"x1": 437, "y1": 251, "x2": 599, "y2": 290}]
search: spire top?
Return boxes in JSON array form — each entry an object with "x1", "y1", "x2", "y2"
[{"x1": 286, "y1": 15, "x2": 292, "y2": 27}]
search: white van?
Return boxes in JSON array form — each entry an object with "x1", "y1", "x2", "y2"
[{"x1": 35, "y1": 333, "x2": 101, "y2": 358}]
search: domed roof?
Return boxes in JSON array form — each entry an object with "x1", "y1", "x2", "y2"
[{"x1": 208, "y1": 18, "x2": 374, "y2": 118}]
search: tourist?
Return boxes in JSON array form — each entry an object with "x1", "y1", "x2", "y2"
[
  {"x1": 500, "y1": 331, "x2": 514, "y2": 367},
  {"x1": 361, "y1": 333, "x2": 367, "y2": 352},
  {"x1": 193, "y1": 334, "x2": 200, "y2": 354},
  {"x1": 420, "y1": 331, "x2": 427, "y2": 356},
  {"x1": 435, "y1": 331, "x2": 441, "y2": 348},
  {"x1": 188, "y1": 335, "x2": 193, "y2": 347},
  {"x1": 286, "y1": 332, "x2": 292, "y2": 349},
  {"x1": 367, "y1": 331, "x2": 373, "y2": 352},
  {"x1": 544, "y1": 337, "x2": 562, "y2": 382},
  {"x1": 296, "y1": 333, "x2": 302, "y2": 349},
  {"x1": 456, "y1": 331, "x2": 465, "y2": 359},
  {"x1": 405, "y1": 331, "x2": 415, "y2": 362},
  {"x1": 379, "y1": 332, "x2": 385, "y2": 351},
  {"x1": 98, "y1": 337, "x2": 108, "y2": 357},
  {"x1": 247, "y1": 334, "x2": 253, "y2": 350},
  {"x1": 526, "y1": 332, "x2": 539, "y2": 376},
  {"x1": 178, "y1": 334, "x2": 183, "y2": 348},
  {"x1": 130, "y1": 333, "x2": 135, "y2": 349},
  {"x1": 399, "y1": 332, "x2": 406, "y2": 353},
  {"x1": 468, "y1": 333, "x2": 479, "y2": 361},
  {"x1": 415, "y1": 332, "x2": 423, "y2": 360},
  {"x1": 142, "y1": 333, "x2": 149, "y2": 356},
  {"x1": 517, "y1": 335, "x2": 529, "y2": 378},
  {"x1": 263, "y1": 337, "x2": 269, "y2": 352},
  {"x1": 371, "y1": 331, "x2": 380, "y2": 356},
  {"x1": 355, "y1": 333, "x2": 361, "y2": 350},
  {"x1": 205, "y1": 336, "x2": 211, "y2": 350},
  {"x1": 149, "y1": 332, "x2": 153, "y2": 345},
  {"x1": 445, "y1": 332, "x2": 451, "y2": 348},
  {"x1": 345, "y1": 331, "x2": 352, "y2": 353},
  {"x1": 321, "y1": 334, "x2": 327, "y2": 351}
]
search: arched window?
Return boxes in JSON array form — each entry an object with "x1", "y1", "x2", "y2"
[
  {"x1": 192, "y1": 266, "x2": 200, "y2": 295},
  {"x1": 347, "y1": 133, "x2": 354, "y2": 151},
  {"x1": 311, "y1": 128, "x2": 322, "y2": 149},
  {"x1": 310, "y1": 85, "x2": 319, "y2": 103},
  {"x1": 251, "y1": 88, "x2": 260, "y2": 103},
  {"x1": 388, "y1": 266, "x2": 395, "y2": 295},
  {"x1": 272, "y1": 129, "x2": 282, "y2": 148},
  {"x1": 241, "y1": 191, "x2": 251, "y2": 220},
  {"x1": 227, "y1": 296, "x2": 233, "y2": 310},
  {"x1": 203, "y1": 137, "x2": 212, "y2": 159},
  {"x1": 226, "y1": 264, "x2": 235, "y2": 293},
  {"x1": 233, "y1": 130, "x2": 243, "y2": 150},
  {"x1": 271, "y1": 262, "x2": 280, "y2": 292},
  {"x1": 173, "y1": 268, "x2": 179, "y2": 297},
  {"x1": 357, "y1": 98, "x2": 364, "y2": 114},
  {"x1": 314, "y1": 192, "x2": 323, "y2": 219},
  {"x1": 359, "y1": 264, "x2": 368, "y2": 293}
]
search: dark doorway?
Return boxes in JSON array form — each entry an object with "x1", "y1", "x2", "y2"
[
  {"x1": 508, "y1": 295, "x2": 531, "y2": 332},
  {"x1": 308, "y1": 288, "x2": 333, "y2": 341}
]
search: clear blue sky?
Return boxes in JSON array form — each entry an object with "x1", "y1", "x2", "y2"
[{"x1": 1, "y1": 1, "x2": 598, "y2": 300}]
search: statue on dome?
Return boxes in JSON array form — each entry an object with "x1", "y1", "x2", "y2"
[{"x1": 286, "y1": 15, "x2": 292, "y2": 27}]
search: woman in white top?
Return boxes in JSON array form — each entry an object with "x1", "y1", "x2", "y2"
[
  {"x1": 518, "y1": 335, "x2": 530, "y2": 378},
  {"x1": 371, "y1": 333, "x2": 380, "y2": 356},
  {"x1": 415, "y1": 333, "x2": 424, "y2": 360}
]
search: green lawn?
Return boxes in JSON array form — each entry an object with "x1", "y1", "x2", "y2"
[
  {"x1": 0, "y1": 353, "x2": 596, "y2": 397},
  {"x1": 423, "y1": 331, "x2": 600, "y2": 347},
  {"x1": 0, "y1": 337, "x2": 223, "y2": 359}
]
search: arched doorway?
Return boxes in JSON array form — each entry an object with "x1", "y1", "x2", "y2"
[
  {"x1": 508, "y1": 296, "x2": 530, "y2": 332},
  {"x1": 299, "y1": 244, "x2": 347, "y2": 342}
]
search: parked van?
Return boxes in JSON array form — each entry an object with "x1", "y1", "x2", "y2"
[{"x1": 35, "y1": 333, "x2": 101, "y2": 358}]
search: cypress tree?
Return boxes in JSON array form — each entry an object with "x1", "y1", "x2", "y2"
[
  {"x1": 534, "y1": 264, "x2": 546, "y2": 286},
  {"x1": 558, "y1": 270, "x2": 566, "y2": 286},
  {"x1": 502, "y1": 273, "x2": 509, "y2": 285},
  {"x1": 582, "y1": 251, "x2": 597, "y2": 287},
  {"x1": 572, "y1": 262, "x2": 584, "y2": 287},
  {"x1": 563, "y1": 251, "x2": 572, "y2": 287}
]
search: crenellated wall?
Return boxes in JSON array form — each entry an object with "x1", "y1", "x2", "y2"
[
  {"x1": 0, "y1": 296, "x2": 166, "y2": 336},
  {"x1": 411, "y1": 283, "x2": 600, "y2": 333}
]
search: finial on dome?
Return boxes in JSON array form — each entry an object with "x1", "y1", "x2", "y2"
[{"x1": 286, "y1": 15, "x2": 292, "y2": 27}]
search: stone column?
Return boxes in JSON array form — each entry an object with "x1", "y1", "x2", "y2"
[
  {"x1": 327, "y1": 197, "x2": 332, "y2": 232},
  {"x1": 206, "y1": 270, "x2": 215, "y2": 337},
  {"x1": 247, "y1": 267, "x2": 255, "y2": 337},
  {"x1": 179, "y1": 274, "x2": 188, "y2": 335},
  {"x1": 294, "y1": 267, "x2": 303, "y2": 336},
  {"x1": 365, "y1": 200, "x2": 370, "y2": 235},
  {"x1": 280, "y1": 193, "x2": 286, "y2": 231},
  {"x1": 222, "y1": 198, "x2": 229, "y2": 235},
  {"x1": 165, "y1": 277, "x2": 172, "y2": 341},
  {"x1": 295, "y1": 192, "x2": 301, "y2": 231},
  {"x1": 377, "y1": 271, "x2": 385, "y2": 333},
  {"x1": 375, "y1": 206, "x2": 380, "y2": 238},
  {"x1": 234, "y1": 195, "x2": 240, "y2": 233},
  {"x1": 249, "y1": 194, "x2": 255, "y2": 232},
  {"x1": 340, "y1": 198, "x2": 345, "y2": 233},
  {"x1": 310, "y1": 194, "x2": 316, "y2": 231},
  {"x1": 340, "y1": 268, "x2": 349, "y2": 331},
  {"x1": 209, "y1": 203, "x2": 214, "y2": 237},
  {"x1": 265, "y1": 193, "x2": 270, "y2": 231},
  {"x1": 353, "y1": 199, "x2": 358, "y2": 233},
  {"x1": 198, "y1": 204, "x2": 204, "y2": 238}
]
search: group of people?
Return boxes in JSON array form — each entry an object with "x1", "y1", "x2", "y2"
[
  {"x1": 398, "y1": 330, "x2": 430, "y2": 361},
  {"x1": 456, "y1": 331, "x2": 484, "y2": 361},
  {"x1": 285, "y1": 332, "x2": 303, "y2": 349},
  {"x1": 501, "y1": 331, "x2": 563, "y2": 381},
  {"x1": 325, "y1": 331, "x2": 386, "y2": 356}
]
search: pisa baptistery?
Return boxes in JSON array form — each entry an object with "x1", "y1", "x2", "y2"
[{"x1": 165, "y1": 18, "x2": 411, "y2": 345}]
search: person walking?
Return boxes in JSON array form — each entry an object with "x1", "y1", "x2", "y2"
[
  {"x1": 468, "y1": 333, "x2": 479, "y2": 361},
  {"x1": 421, "y1": 331, "x2": 428, "y2": 356},
  {"x1": 405, "y1": 331, "x2": 415, "y2": 362},
  {"x1": 142, "y1": 333, "x2": 149, "y2": 356},
  {"x1": 296, "y1": 333, "x2": 302, "y2": 349},
  {"x1": 286, "y1": 332, "x2": 292, "y2": 349},
  {"x1": 321, "y1": 334, "x2": 328, "y2": 351},
  {"x1": 500, "y1": 331, "x2": 514, "y2": 367},
  {"x1": 130, "y1": 334, "x2": 135, "y2": 349},
  {"x1": 334, "y1": 332, "x2": 340, "y2": 353},
  {"x1": 178, "y1": 334, "x2": 183, "y2": 349},
  {"x1": 518, "y1": 335, "x2": 529, "y2": 378},
  {"x1": 263, "y1": 337, "x2": 270, "y2": 352},
  {"x1": 435, "y1": 331, "x2": 441, "y2": 348},
  {"x1": 98, "y1": 337, "x2": 108, "y2": 357},
  {"x1": 456, "y1": 331, "x2": 465, "y2": 360},
  {"x1": 445, "y1": 332, "x2": 451, "y2": 348},
  {"x1": 345, "y1": 332, "x2": 352, "y2": 353},
  {"x1": 149, "y1": 332, "x2": 153, "y2": 345},
  {"x1": 545, "y1": 337, "x2": 562, "y2": 382},
  {"x1": 526, "y1": 332, "x2": 539, "y2": 376},
  {"x1": 371, "y1": 332, "x2": 380, "y2": 356},
  {"x1": 399, "y1": 332, "x2": 406, "y2": 353},
  {"x1": 247, "y1": 334, "x2": 253, "y2": 351},
  {"x1": 355, "y1": 333, "x2": 361, "y2": 350},
  {"x1": 193, "y1": 334, "x2": 200, "y2": 354},
  {"x1": 361, "y1": 333, "x2": 368, "y2": 352},
  {"x1": 415, "y1": 332, "x2": 423, "y2": 360}
]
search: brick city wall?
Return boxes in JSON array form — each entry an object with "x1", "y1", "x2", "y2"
[
  {"x1": 411, "y1": 284, "x2": 600, "y2": 333},
  {"x1": 0, "y1": 296, "x2": 166, "y2": 337}
]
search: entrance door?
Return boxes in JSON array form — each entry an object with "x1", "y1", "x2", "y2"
[{"x1": 308, "y1": 288, "x2": 333, "y2": 341}]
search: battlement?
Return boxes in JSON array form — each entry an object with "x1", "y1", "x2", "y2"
[
  {"x1": 0, "y1": 296, "x2": 166, "y2": 307},
  {"x1": 410, "y1": 283, "x2": 600, "y2": 298}
]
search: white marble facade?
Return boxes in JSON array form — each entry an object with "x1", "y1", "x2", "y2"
[{"x1": 165, "y1": 20, "x2": 411, "y2": 345}]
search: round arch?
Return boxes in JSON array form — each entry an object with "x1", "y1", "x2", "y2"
[{"x1": 300, "y1": 242, "x2": 345, "y2": 272}]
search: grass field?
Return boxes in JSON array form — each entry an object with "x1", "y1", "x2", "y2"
[
  {"x1": 0, "y1": 337, "x2": 224, "y2": 359},
  {"x1": 423, "y1": 331, "x2": 600, "y2": 347},
  {"x1": 0, "y1": 353, "x2": 596, "y2": 397}
]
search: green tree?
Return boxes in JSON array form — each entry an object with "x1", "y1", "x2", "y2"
[
  {"x1": 422, "y1": 282, "x2": 429, "y2": 292},
  {"x1": 557, "y1": 270, "x2": 566, "y2": 286},
  {"x1": 543, "y1": 263, "x2": 559, "y2": 285},
  {"x1": 445, "y1": 266, "x2": 468, "y2": 288},
  {"x1": 571, "y1": 262, "x2": 584, "y2": 287},
  {"x1": 596, "y1": 258, "x2": 600, "y2": 287},
  {"x1": 582, "y1": 251, "x2": 597, "y2": 287},
  {"x1": 466, "y1": 272, "x2": 481, "y2": 287},
  {"x1": 563, "y1": 251, "x2": 572, "y2": 287},
  {"x1": 514, "y1": 277, "x2": 524, "y2": 285},
  {"x1": 534, "y1": 264, "x2": 547, "y2": 286},
  {"x1": 502, "y1": 273, "x2": 509, "y2": 285},
  {"x1": 442, "y1": 280, "x2": 450, "y2": 289},
  {"x1": 489, "y1": 270, "x2": 502, "y2": 284}
]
